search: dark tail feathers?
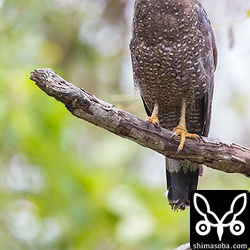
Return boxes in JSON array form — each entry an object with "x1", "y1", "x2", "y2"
[{"x1": 166, "y1": 157, "x2": 199, "y2": 211}]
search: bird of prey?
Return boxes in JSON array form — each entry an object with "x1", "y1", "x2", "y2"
[{"x1": 130, "y1": 0, "x2": 217, "y2": 210}]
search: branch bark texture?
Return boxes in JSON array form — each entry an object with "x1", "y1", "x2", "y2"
[{"x1": 30, "y1": 68, "x2": 250, "y2": 177}]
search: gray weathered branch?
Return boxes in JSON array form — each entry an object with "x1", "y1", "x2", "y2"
[{"x1": 30, "y1": 68, "x2": 250, "y2": 177}]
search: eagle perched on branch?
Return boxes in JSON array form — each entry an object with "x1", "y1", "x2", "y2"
[{"x1": 130, "y1": 0, "x2": 217, "y2": 210}]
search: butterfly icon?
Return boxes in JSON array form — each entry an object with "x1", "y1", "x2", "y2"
[{"x1": 193, "y1": 192, "x2": 247, "y2": 241}]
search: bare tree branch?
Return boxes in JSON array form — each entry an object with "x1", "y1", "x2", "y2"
[{"x1": 30, "y1": 68, "x2": 250, "y2": 177}]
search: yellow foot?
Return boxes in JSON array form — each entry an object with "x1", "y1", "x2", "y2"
[
  {"x1": 146, "y1": 116, "x2": 159, "y2": 127},
  {"x1": 171, "y1": 125, "x2": 199, "y2": 153}
]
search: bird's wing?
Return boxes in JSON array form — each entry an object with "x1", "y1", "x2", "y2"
[{"x1": 196, "y1": 1, "x2": 218, "y2": 136}]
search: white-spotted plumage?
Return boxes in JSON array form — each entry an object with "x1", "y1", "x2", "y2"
[{"x1": 130, "y1": 0, "x2": 217, "y2": 210}]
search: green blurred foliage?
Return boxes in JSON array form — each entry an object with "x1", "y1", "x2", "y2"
[{"x1": 0, "y1": 1, "x2": 249, "y2": 250}]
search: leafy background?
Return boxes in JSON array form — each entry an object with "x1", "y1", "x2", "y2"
[{"x1": 0, "y1": 0, "x2": 250, "y2": 249}]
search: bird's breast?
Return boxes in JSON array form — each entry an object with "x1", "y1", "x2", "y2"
[{"x1": 130, "y1": 0, "x2": 216, "y2": 132}]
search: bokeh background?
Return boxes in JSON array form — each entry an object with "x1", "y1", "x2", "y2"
[{"x1": 0, "y1": 0, "x2": 250, "y2": 249}]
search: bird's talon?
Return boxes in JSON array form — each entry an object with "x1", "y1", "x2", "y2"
[
  {"x1": 146, "y1": 116, "x2": 160, "y2": 127},
  {"x1": 176, "y1": 148, "x2": 181, "y2": 155},
  {"x1": 170, "y1": 132, "x2": 176, "y2": 139},
  {"x1": 170, "y1": 125, "x2": 198, "y2": 153},
  {"x1": 197, "y1": 135, "x2": 202, "y2": 142}
]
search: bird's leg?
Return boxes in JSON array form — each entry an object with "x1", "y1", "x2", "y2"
[
  {"x1": 172, "y1": 98, "x2": 199, "y2": 152},
  {"x1": 146, "y1": 103, "x2": 159, "y2": 127}
]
